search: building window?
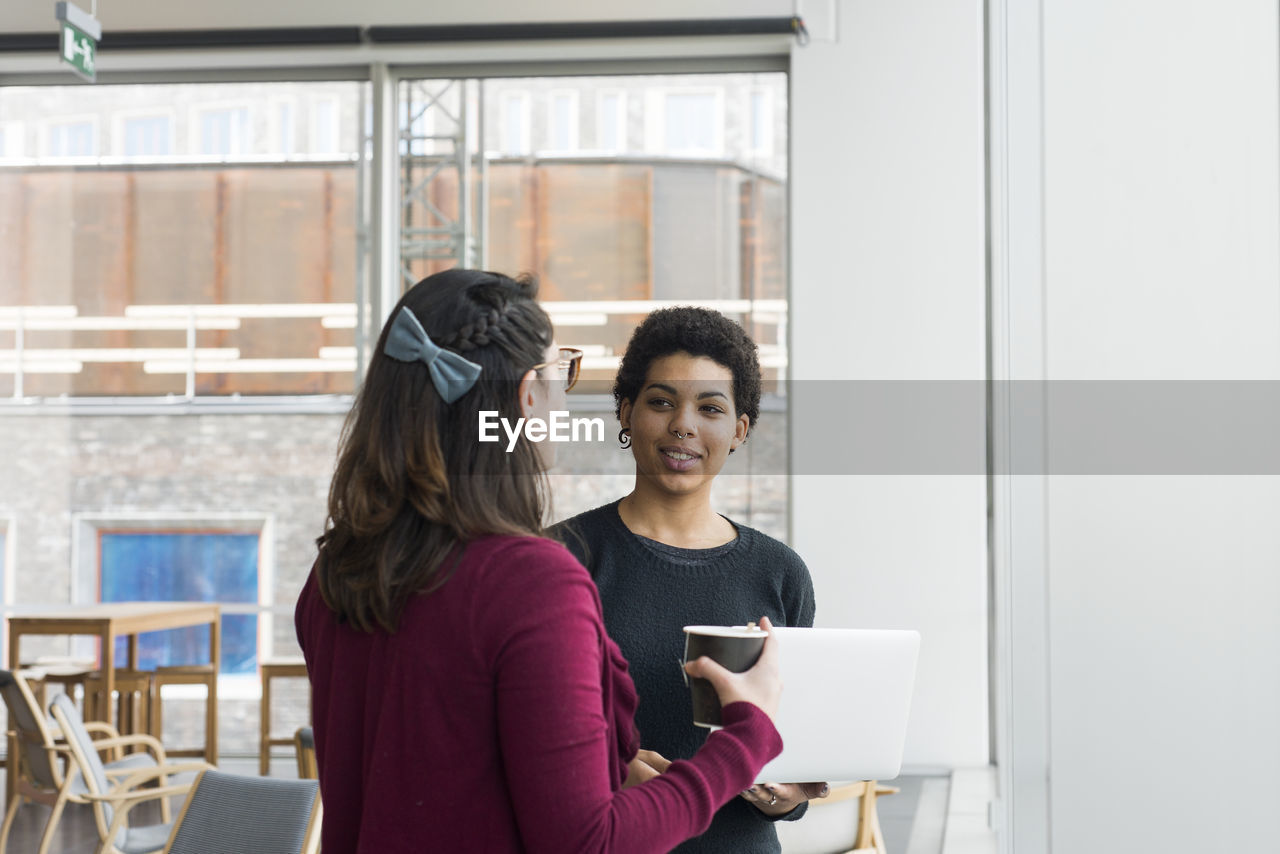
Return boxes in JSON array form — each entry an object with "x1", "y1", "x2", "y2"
[
  {"x1": 658, "y1": 90, "x2": 723, "y2": 156},
  {"x1": 46, "y1": 119, "x2": 96, "y2": 156},
  {"x1": 499, "y1": 92, "x2": 531, "y2": 155},
  {"x1": 273, "y1": 100, "x2": 296, "y2": 155},
  {"x1": 120, "y1": 114, "x2": 172, "y2": 156},
  {"x1": 548, "y1": 91, "x2": 579, "y2": 152},
  {"x1": 749, "y1": 90, "x2": 773, "y2": 157},
  {"x1": 99, "y1": 530, "x2": 260, "y2": 675},
  {"x1": 0, "y1": 122, "x2": 22, "y2": 158},
  {"x1": 596, "y1": 91, "x2": 625, "y2": 152},
  {"x1": 311, "y1": 96, "x2": 339, "y2": 154},
  {"x1": 196, "y1": 106, "x2": 251, "y2": 156}
]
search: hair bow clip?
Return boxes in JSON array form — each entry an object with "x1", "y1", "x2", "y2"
[{"x1": 383, "y1": 307, "x2": 483, "y2": 403}]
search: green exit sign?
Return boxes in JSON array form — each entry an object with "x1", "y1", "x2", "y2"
[
  {"x1": 60, "y1": 21, "x2": 96, "y2": 82},
  {"x1": 55, "y1": 2, "x2": 101, "y2": 83}
]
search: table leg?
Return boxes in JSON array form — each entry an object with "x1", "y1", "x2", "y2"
[
  {"x1": 101, "y1": 629, "x2": 115, "y2": 731},
  {"x1": 207, "y1": 613, "x2": 220, "y2": 764},
  {"x1": 6, "y1": 628, "x2": 21, "y2": 804}
]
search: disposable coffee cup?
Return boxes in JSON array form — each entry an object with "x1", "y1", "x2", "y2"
[{"x1": 682, "y1": 624, "x2": 768, "y2": 728}]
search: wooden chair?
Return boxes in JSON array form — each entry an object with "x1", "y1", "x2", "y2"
[
  {"x1": 0, "y1": 670, "x2": 167, "y2": 854},
  {"x1": 84, "y1": 669, "x2": 154, "y2": 739},
  {"x1": 163, "y1": 769, "x2": 321, "y2": 854},
  {"x1": 294, "y1": 727, "x2": 317, "y2": 780},
  {"x1": 49, "y1": 693, "x2": 212, "y2": 854},
  {"x1": 259, "y1": 659, "x2": 308, "y2": 776},
  {"x1": 20, "y1": 659, "x2": 94, "y2": 715},
  {"x1": 151, "y1": 664, "x2": 217, "y2": 762},
  {"x1": 774, "y1": 780, "x2": 899, "y2": 854}
]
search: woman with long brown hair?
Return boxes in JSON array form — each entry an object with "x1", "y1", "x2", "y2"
[{"x1": 296, "y1": 269, "x2": 784, "y2": 853}]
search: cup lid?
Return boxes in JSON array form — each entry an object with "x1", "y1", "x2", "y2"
[{"x1": 683, "y1": 625, "x2": 769, "y2": 638}]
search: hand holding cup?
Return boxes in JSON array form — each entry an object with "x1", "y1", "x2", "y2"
[{"x1": 683, "y1": 615, "x2": 782, "y2": 724}]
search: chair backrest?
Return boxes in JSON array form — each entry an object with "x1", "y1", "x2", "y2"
[
  {"x1": 294, "y1": 726, "x2": 317, "y2": 780},
  {"x1": 0, "y1": 669, "x2": 63, "y2": 789},
  {"x1": 164, "y1": 769, "x2": 321, "y2": 854},
  {"x1": 49, "y1": 692, "x2": 120, "y2": 840}
]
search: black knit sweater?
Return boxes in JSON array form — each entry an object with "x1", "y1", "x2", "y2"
[{"x1": 551, "y1": 500, "x2": 816, "y2": 854}]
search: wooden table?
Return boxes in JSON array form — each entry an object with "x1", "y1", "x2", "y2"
[{"x1": 5, "y1": 601, "x2": 221, "y2": 801}]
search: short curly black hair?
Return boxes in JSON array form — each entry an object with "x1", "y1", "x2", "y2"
[{"x1": 613, "y1": 306, "x2": 761, "y2": 434}]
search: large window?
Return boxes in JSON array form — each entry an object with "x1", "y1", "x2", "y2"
[{"x1": 0, "y1": 66, "x2": 789, "y2": 756}]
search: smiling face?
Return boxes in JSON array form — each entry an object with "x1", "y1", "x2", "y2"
[{"x1": 619, "y1": 351, "x2": 750, "y2": 499}]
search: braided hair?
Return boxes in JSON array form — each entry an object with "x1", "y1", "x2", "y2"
[{"x1": 316, "y1": 269, "x2": 554, "y2": 632}]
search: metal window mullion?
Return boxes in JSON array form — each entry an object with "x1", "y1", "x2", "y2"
[{"x1": 369, "y1": 63, "x2": 403, "y2": 334}]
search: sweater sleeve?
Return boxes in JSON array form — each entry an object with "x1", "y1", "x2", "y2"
[
  {"x1": 782, "y1": 548, "x2": 816, "y2": 630},
  {"x1": 483, "y1": 540, "x2": 782, "y2": 854}
]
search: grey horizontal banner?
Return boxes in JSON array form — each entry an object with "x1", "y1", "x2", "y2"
[{"x1": 552, "y1": 381, "x2": 1280, "y2": 475}]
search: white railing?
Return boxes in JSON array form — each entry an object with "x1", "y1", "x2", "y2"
[{"x1": 0, "y1": 300, "x2": 787, "y2": 400}]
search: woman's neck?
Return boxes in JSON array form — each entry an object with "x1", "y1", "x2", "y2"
[{"x1": 617, "y1": 485, "x2": 737, "y2": 549}]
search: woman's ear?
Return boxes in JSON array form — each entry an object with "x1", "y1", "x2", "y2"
[
  {"x1": 517, "y1": 369, "x2": 539, "y2": 420},
  {"x1": 733, "y1": 413, "x2": 750, "y2": 448},
  {"x1": 618, "y1": 398, "x2": 633, "y2": 430}
]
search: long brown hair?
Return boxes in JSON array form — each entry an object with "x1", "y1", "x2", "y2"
[{"x1": 315, "y1": 269, "x2": 553, "y2": 632}]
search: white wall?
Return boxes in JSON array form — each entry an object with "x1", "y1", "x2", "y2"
[
  {"x1": 790, "y1": 0, "x2": 989, "y2": 770},
  {"x1": 1041, "y1": 1, "x2": 1280, "y2": 851},
  {"x1": 996, "y1": 0, "x2": 1280, "y2": 851}
]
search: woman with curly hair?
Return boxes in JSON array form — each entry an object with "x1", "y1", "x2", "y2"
[
  {"x1": 296, "y1": 271, "x2": 786, "y2": 854},
  {"x1": 552, "y1": 306, "x2": 822, "y2": 854}
]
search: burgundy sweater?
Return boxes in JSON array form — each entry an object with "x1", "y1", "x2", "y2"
[{"x1": 296, "y1": 535, "x2": 782, "y2": 853}]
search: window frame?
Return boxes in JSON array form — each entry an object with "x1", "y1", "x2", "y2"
[
  {"x1": 0, "y1": 121, "x2": 24, "y2": 158},
  {"x1": 595, "y1": 88, "x2": 627, "y2": 152},
  {"x1": 189, "y1": 101, "x2": 254, "y2": 157},
  {"x1": 746, "y1": 87, "x2": 774, "y2": 158},
  {"x1": 112, "y1": 107, "x2": 176, "y2": 157},
  {"x1": 268, "y1": 96, "x2": 297, "y2": 156},
  {"x1": 545, "y1": 88, "x2": 580, "y2": 153},
  {"x1": 70, "y1": 512, "x2": 278, "y2": 674},
  {"x1": 310, "y1": 94, "x2": 341, "y2": 155},
  {"x1": 498, "y1": 90, "x2": 532, "y2": 155},
  {"x1": 645, "y1": 86, "x2": 725, "y2": 157},
  {"x1": 40, "y1": 114, "x2": 100, "y2": 158}
]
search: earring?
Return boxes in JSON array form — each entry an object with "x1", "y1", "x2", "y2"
[{"x1": 618, "y1": 428, "x2": 631, "y2": 450}]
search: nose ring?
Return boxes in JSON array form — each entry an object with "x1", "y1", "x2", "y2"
[{"x1": 674, "y1": 431, "x2": 688, "y2": 440}]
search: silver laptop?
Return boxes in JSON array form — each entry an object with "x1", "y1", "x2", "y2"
[{"x1": 752, "y1": 627, "x2": 919, "y2": 783}]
